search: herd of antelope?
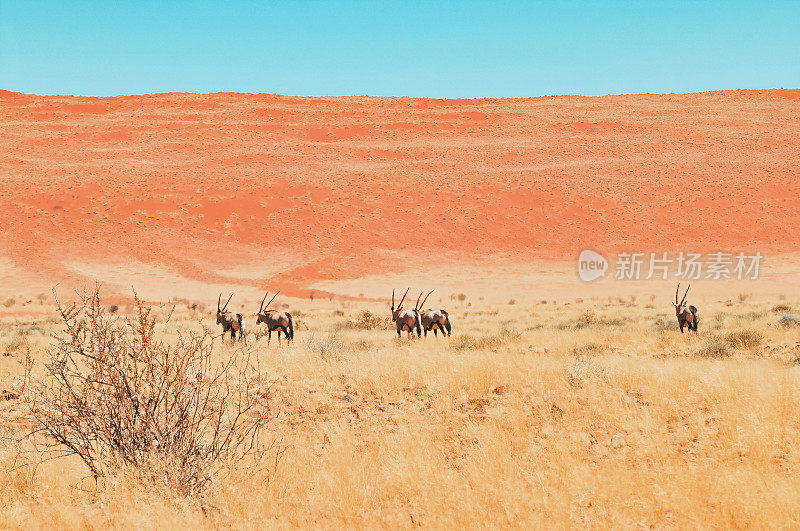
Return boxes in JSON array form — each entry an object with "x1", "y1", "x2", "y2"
[
  {"x1": 216, "y1": 290, "x2": 294, "y2": 345},
  {"x1": 390, "y1": 288, "x2": 452, "y2": 338},
  {"x1": 214, "y1": 283, "x2": 699, "y2": 344}
]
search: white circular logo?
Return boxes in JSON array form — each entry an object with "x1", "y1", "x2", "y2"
[{"x1": 578, "y1": 250, "x2": 608, "y2": 282}]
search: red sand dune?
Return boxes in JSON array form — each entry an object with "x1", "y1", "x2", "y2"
[{"x1": 1, "y1": 89, "x2": 799, "y2": 297}]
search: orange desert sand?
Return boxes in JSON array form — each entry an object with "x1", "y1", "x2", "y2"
[{"x1": 1, "y1": 88, "x2": 799, "y2": 304}]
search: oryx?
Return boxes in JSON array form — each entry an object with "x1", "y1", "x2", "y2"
[
  {"x1": 217, "y1": 294, "x2": 246, "y2": 344},
  {"x1": 417, "y1": 290, "x2": 452, "y2": 338},
  {"x1": 255, "y1": 291, "x2": 294, "y2": 344},
  {"x1": 673, "y1": 283, "x2": 699, "y2": 333},
  {"x1": 390, "y1": 288, "x2": 421, "y2": 338}
]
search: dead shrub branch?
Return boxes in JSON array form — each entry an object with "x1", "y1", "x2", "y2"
[{"x1": 29, "y1": 287, "x2": 273, "y2": 497}]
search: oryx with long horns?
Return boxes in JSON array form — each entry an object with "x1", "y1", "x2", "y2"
[
  {"x1": 255, "y1": 291, "x2": 294, "y2": 344},
  {"x1": 673, "y1": 283, "x2": 699, "y2": 333},
  {"x1": 390, "y1": 288, "x2": 422, "y2": 338},
  {"x1": 417, "y1": 290, "x2": 452, "y2": 338},
  {"x1": 217, "y1": 294, "x2": 246, "y2": 344}
]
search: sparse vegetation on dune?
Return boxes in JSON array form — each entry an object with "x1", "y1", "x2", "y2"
[{"x1": 1, "y1": 297, "x2": 800, "y2": 527}]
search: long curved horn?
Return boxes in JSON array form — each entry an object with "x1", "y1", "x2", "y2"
[
  {"x1": 392, "y1": 289, "x2": 395, "y2": 308},
  {"x1": 675, "y1": 284, "x2": 680, "y2": 304},
  {"x1": 414, "y1": 292, "x2": 423, "y2": 311},
  {"x1": 680, "y1": 284, "x2": 690, "y2": 305},
  {"x1": 259, "y1": 292, "x2": 268, "y2": 313},
  {"x1": 218, "y1": 294, "x2": 222, "y2": 311},
  {"x1": 222, "y1": 293, "x2": 233, "y2": 312},
  {"x1": 419, "y1": 289, "x2": 434, "y2": 310},
  {"x1": 263, "y1": 290, "x2": 280, "y2": 310},
  {"x1": 397, "y1": 288, "x2": 409, "y2": 308}
]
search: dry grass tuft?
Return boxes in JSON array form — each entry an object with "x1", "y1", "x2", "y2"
[
  {"x1": 3, "y1": 332, "x2": 30, "y2": 357},
  {"x1": 305, "y1": 331, "x2": 345, "y2": 359},
  {"x1": 451, "y1": 326, "x2": 521, "y2": 351},
  {"x1": 725, "y1": 329, "x2": 764, "y2": 351},
  {"x1": 338, "y1": 309, "x2": 389, "y2": 330},
  {"x1": 696, "y1": 337, "x2": 731, "y2": 358}
]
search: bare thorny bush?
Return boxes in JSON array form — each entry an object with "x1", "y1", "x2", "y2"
[{"x1": 29, "y1": 288, "x2": 274, "y2": 497}]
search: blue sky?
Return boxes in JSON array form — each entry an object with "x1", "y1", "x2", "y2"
[{"x1": 1, "y1": 1, "x2": 798, "y2": 97}]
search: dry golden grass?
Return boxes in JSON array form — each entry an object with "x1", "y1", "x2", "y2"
[{"x1": 1, "y1": 298, "x2": 800, "y2": 528}]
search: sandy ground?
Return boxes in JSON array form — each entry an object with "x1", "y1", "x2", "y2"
[
  {"x1": 1, "y1": 88, "x2": 799, "y2": 305},
  {"x1": 2, "y1": 89, "x2": 800, "y2": 527}
]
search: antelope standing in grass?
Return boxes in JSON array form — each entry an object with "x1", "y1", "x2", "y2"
[
  {"x1": 391, "y1": 288, "x2": 421, "y2": 337},
  {"x1": 217, "y1": 294, "x2": 246, "y2": 344},
  {"x1": 673, "y1": 283, "x2": 699, "y2": 333},
  {"x1": 417, "y1": 290, "x2": 452, "y2": 338},
  {"x1": 255, "y1": 291, "x2": 294, "y2": 344}
]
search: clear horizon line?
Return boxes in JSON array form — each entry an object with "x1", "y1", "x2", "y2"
[{"x1": 2, "y1": 86, "x2": 797, "y2": 101}]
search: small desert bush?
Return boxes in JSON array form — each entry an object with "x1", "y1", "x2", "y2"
[
  {"x1": 566, "y1": 343, "x2": 598, "y2": 388},
  {"x1": 571, "y1": 342, "x2": 604, "y2": 357},
  {"x1": 347, "y1": 338, "x2": 374, "y2": 352},
  {"x1": 499, "y1": 325, "x2": 522, "y2": 342},
  {"x1": 696, "y1": 337, "x2": 731, "y2": 358},
  {"x1": 779, "y1": 314, "x2": 800, "y2": 327},
  {"x1": 2, "y1": 331, "x2": 30, "y2": 357},
  {"x1": 651, "y1": 316, "x2": 677, "y2": 332},
  {"x1": 704, "y1": 312, "x2": 725, "y2": 330},
  {"x1": 2, "y1": 298, "x2": 15, "y2": 308},
  {"x1": 772, "y1": 303, "x2": 792, "y2": 313},
  {"x1": 353, "y1": 309, "x2": 388, "y2": 330},
  {"x1": 557, "y1": 310, "x2": 626, "y2": 330},
  {"x1": 724, "y1": 329, "x2": 764, "y2": 351},
  {"x1": 337, "y1": 309, "x2": 388, "y2": 330},
  {"x1": 555, "y1": 312, "x2": 592, "y2": 330},
  {"x1": 19, "y1": 324, "x2": 46, "y2": 336},
  {"x1": 578, "y1": 309, "x2": 597, "y2": 324},
  {"x1": 305, "y1": 332, "x2": 345, "y2": 360},
  {"x1": 451, "y1": 326, "x2": 520, "y2": 351},
  {"x1": 738, "y1": 310, "x2": 766, "y2": 320},
  {"x1": 29, "y1": 289, "x2": 272, "y2": 497},
  {"x1": 451, "y1": 333, "x2": 497, "y2": 350},
  {"x1": 3, "y1": 331, "x2": 25, "y2": 348}
]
